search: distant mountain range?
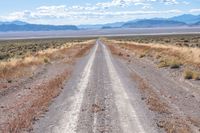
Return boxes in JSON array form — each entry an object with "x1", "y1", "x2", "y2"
[
  {"x1": 0, "y1": 22, "x2": 78, "y2": 32},
  {"x1": 194, "y1": 21, "x2": 200, "y2": 25},
  {"x1": 122, "y1": 20, "x2": 186, "y2": 28},
  {"x1": 0, "y1": 20, "x2": 29, "y2": 25},
  {"x1": 79, "y1": 14, "x2": 200, "y2": 29},
  {"x1": 78, "y1": 22, "x2": 125, "y2": 29},
  {"x1": 0, "y1": 14, "x2": 200, "y2": 31},
  {"x1": 170, "y1": 14, "x2": 200, "y2": 24}
]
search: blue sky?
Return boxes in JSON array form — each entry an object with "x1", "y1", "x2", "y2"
[{"x1": 0, "y1": 0, "x2": 199, "y2": 25}]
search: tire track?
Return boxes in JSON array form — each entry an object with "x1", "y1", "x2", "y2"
[
  {"x1": 102, "y1": 42, "x2": 146, "y2": 133},
  {"x1": 53, "y1": 43, "x2": 98, "y2": 133}
]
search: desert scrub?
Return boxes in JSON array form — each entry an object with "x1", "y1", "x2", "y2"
[
  {"x1": 158, "y1": 59, "x2": 170, "y2": 68},
  {"x1": 170, "y1": 60, "x2": 182, "y2": 69},
  {"x1": 0, "y1": 38, "x2": 94, "y2": 61},
  {"x1": 156, "y1": 54, "x2": 162, "y2": 59},
  {"x1": 183, "y1": 70, "x2": 200, "y2": 80},
  {"x1": 184, "y1": 70, "x2": 193, "y2": 79},
  {"x1": 0, "y1": 39, "x2": 95, "y2": 79},
  {"x1": 139, "y1": 53, "x2": 146, "y2": 58},
  {"x1": 108, "y1": 34, "x2": 200, "y2": 48},
  {"x1": 0, "y1": 53, "x2": 10, "y2": 60},
  {"x1": 107, "y1": 35, "x2": 200, "y2": 67},
  {"x1": 158, "y1": 59, "x2": 181, "y2": 69},
  {"x1": 43, "y1": 57, "x2": 50, "y2": 64},
  {"x1": 193, "y1": 73, "x2": 200, "y2": 80}
]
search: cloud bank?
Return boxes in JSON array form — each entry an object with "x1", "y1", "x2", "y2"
[{"x1": 0, "y1": 0, "x2": 198, "y2": 25}]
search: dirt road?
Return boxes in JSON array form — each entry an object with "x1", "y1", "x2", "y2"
[{"x1": 32, "y1": 40, "x2": 160, "y2": 133}]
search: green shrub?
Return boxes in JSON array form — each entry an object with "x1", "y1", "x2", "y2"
[
  {"x1": 139, "y1": 54, "x2": 145, "y2": 58},
  {"x1": 0, "y1": 53, "x2": 9, "y2": 60},
  {"x1": 184, "y1": 70, "x2": 193, "y2": 79},
  {"x1": 43, "y1": 57, "x2": 50, "y2": 64},
  {"x1": 170, "y1": 61, "x2": 181, "y2": 69},
  {"x1": 158, "y1": 59, "x2": 170, "y2": 68},
  {"x1": 183, "y1": 70, "x2": 200, "y2": 80},
  {"x1": 193, "y1": 73, "x2": 200, "y2": 80}
]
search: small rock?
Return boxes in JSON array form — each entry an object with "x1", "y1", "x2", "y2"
[
  {"x1": 7, "y1": 80, "x2": 12, "y2": 83},
  {"x1": 141, "y1": 97, "x2": 146, "y2": 100},
  {"x1": 118, "y1": 52, "x2": 123, "y2": 56},
  {"x1": 82, "y1": 108, "x2": 86, "y2": 112}
]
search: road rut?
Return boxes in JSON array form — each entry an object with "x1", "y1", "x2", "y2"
[{"x1": 32, "y1": 40, "x2": 158, "y2": 133}]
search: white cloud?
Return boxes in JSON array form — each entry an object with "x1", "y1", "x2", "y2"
[
  {"x1": 0, "y1": 4, "x2": 183, "y2": 25},
  {"x1": 0, "y1": 0, "x2": 188, "y2": 24},
  {"x1": 160, "y1": 0, "x2": 178, "y2": 5},
  {"x1": 96, "y1": 0, "x2": 179, "y2": 8},
  {"x1": 134, "y1": 2, "x2": 152, "y2": 9},
  {"x1": 190, "y1": 9, "x2": 200, "y2": 13},
  {"x1": 37, "y1": 5, "x2": 66, "y2": 11}
]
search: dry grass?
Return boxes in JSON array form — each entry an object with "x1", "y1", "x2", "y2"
[
  {"x1": 0, "y1": 40, "x2": 94, "y2": 79},
  {"x1": 105, "y1": 39, "x2": 200, "y2": 80},
  {"x1": 107, "y1": 39, "x2": 200, "y2": 67},
  {"x1": 0, "y1": 38, "x2": 95, "y2": 61},
  {"x1": 0, "y1": 56, "x2": 45, "y2": 79},
  {"x1": 75, "y1": 43, "x2": 94, "y2": 58}
]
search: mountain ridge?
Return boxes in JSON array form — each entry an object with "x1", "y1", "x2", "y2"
[
  {"x1": 0, "y1": 14, "x2": 200, "y2": 31},
  {"x1": 121, "y1": 19, "x2": 187, "y2": 28},
  {"x1": 0, "y1": 23, "x2": 78, "y2": 32}
]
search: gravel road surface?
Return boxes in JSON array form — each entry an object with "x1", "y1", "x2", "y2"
[{"x1": 32, "y1": 40, "x2": 159, "y2": 133}]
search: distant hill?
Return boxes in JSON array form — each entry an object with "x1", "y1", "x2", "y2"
[
  {"x1": 0, "y1": 21, "x2": 28, "y2": 25},
  {"x1": 78, "y1": 14, "x2": 200, "y2": 29},
  {"x1": 121, "y1": 20, "x2": 187, "y2": 28},
  {"x1": 101, "y1": 26, "x2": 112, "y2": 29},
  {"x1": 192, "y1": 21, "x2": 200, "y2": 26},
  {"x1": 0, "y1": 22, "x2": 78, "y2": 32},
  {"x1": 79, "y1": 22, "x2": 124, "y2": 29},
  {"x1": 169, "y1": 14, "x2": 200, "y2": 24},
  {"x1": 0, "y1": 14, "x2": 200, "y2": 31}
]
